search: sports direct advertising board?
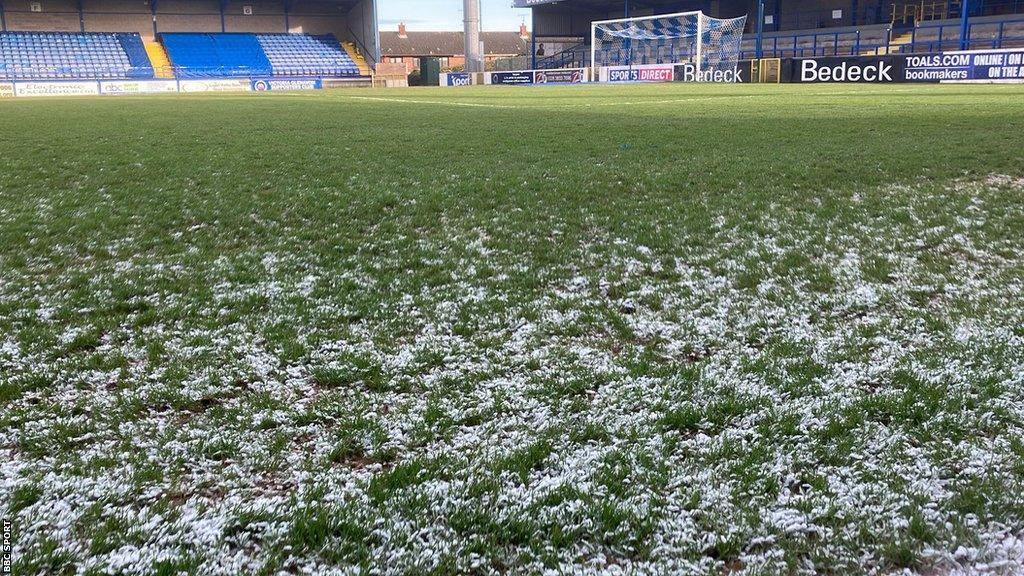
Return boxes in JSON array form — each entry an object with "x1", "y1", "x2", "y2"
[{"x1": 601, "y1": 64, "x2": 675, "y2": 82}]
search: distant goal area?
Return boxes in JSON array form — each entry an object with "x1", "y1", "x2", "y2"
[
  {"x1": 592, "y1": 11, "x2": 747, "y2": 82},
  {"x1": 445, "y1": 0, "x2": 1023, "y2": 86}
]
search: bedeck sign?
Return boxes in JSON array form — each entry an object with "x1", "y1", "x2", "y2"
[
  {"x1": 605, "y1": 65, "x2": 675, "y2": 82},
  {"x1": 674, "y1": 63, "x2": 742, "y2": 82},
  {"x1": 0, "y1": 82, "x2": 13, "y2": 98},
  {"x1": 794, "y1": 56, "x2": 899, "y2": 82}
]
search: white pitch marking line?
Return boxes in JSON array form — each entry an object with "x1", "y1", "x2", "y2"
[
  {"x1": 344, "y1": 95, "x2": 520, "y2": 108},
  {"x1": 345, "y1": 88, "x2": 926, "y2": 110}
]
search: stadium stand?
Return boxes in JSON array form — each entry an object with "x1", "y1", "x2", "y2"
[
  {"x1": 160, "y1": 32, "x2": 273, "y2": 77},
  {"x1": 157, "y1": 32, "x2": 363, "y2": 78},
  {"x1": 0, "y1": 0, "x2": 379, "y2": 83},
  {"x1": 0, "y1": 31, "x2": 153, "y2": 80},
  {"x1": 342, "y1": 41, "x2": 373, "y2": 76},
  {"x1": 903, "y1": 14, "x2": 1024, "y2": 51},
  {"x1": 256, "y1": 33, "x2": 359, "y2": 76},
  {"x1": 738, "y1": 24, "x2": 893, "y2": 58},
  {"x1": 526, "y1": 0, "x2": 1024, "y2": 68}
]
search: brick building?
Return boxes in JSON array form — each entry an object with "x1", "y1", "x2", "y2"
[{"x1": 379, "y1": 22, "x2": 530, "y2": 72}]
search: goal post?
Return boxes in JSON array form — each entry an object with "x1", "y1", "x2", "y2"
[{"x1": 590, "y1": 11, "x2": 747, "y2": 81}]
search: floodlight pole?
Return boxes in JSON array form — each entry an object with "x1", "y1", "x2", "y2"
[
  {"x1": 463, "y1": 0, "x2": 483, "y2": 73},
  {"x1": 958, "y1": 0, "x2": 970, "y2": 50},
  {"x1": 531, "y1": 12, "x2": 536, "y2": 70},
  {"x1": 756, "y1": 0, "x2": 765, "y2": 58}
]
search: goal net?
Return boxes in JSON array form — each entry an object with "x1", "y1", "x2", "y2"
[{"x1": 591, "y1": 11, "x2": 747, "y2": 79}]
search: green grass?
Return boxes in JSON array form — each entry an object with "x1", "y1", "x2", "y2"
[{"x1": 1, "y1": 83, "x2": 1024, "y2": 575}]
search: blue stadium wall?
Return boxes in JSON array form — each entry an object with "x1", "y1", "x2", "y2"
[{"x1": 0, "y1": 0, "x2": 379, "y2": 65}]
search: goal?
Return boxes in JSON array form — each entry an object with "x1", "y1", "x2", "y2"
[{"x1": 590, "y1": 11, "x2": 747, "y2": 80}]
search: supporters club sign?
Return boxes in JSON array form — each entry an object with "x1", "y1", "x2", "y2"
[{"x1": 251, "y1": 79, "x2": 322, "y2": 91}]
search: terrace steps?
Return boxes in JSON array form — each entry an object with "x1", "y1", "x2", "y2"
[
  {"x1": 145, "y1": 40, "x2": 173, "y2": 78},
  {"x1": 864, "y1": 30, "x2": 915, "y2": 54},
  {"x1": 342, "y1": 41, "x2": 371, "y2": 76}
]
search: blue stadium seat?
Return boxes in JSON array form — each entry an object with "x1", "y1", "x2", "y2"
[
  {"x1": 256, "y1": 33, "x2": 361, "y2": 77},
  {"x1": 160, "y1": 33, "x2": 272, "y2": 78},
  {"x1": 0, "y1": 32, "x2": 154, "y2": 80}
]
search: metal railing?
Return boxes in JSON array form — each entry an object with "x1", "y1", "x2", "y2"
[
  {"x1": 740, "y1": 15, "x2": 1024, "y2": 59},
  {"x1": 740, "y1": 28, "x2": 891, "y2": 59},
  {"x1": 900, "y1": 16, "x2": 1024, "y2": 51},
  {"x1": 535, "y1": 42, "x2": 588, "y2": 69}
]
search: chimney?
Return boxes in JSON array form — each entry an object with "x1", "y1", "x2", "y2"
[
  {"x1": 398, "y1": 22, "x2": 407, "y2": 38},
  {"x1": 519, "y1": 23, "x2": 529, "y2": 39}
]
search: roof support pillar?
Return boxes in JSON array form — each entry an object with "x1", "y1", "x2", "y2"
[
  {"x1": 756, "y1": 0, "x2": 765, "y2": 57},
  {"x1": 959, "y1": 0, "x2": 970, "y2": 49},
  {"x1": 530, "y1": 10, "x2": 536, "y2": 70}
]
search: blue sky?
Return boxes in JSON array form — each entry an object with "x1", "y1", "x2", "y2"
[{"x1": 378, "y1": 0, "x2": 532, "y2": 32}]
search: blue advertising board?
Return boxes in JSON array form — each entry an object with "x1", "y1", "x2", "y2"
[
  {"x1": 490, "y1": 71, "x2": 535, "y2": 85},
  {"x1": 903, "y1": 49, "x2": 1024, "y2": 82},
  {"x1": 445, "y1": 72, "x2": 472, "y2": 86},
  {"x1": 534, "y1": 69, "x2": 584, "y2": 84},
  {"x1": 251, "y1": 79, "x2": 322, "y2": 91}
]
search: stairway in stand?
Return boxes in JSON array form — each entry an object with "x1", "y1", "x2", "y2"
[
  {"x1": 342, "y1": 41, "x2": 372, "y2": 76},
  {"x1": 864, "y1": 30, "x2": 915, "y2": 55},
  {"x1": 145, "y1": 40, "x2": 174, "y2": 78}
]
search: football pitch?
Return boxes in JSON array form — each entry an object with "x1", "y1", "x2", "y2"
[{"x1": 1, "y1": 83, "x2": 1023, "y2": 575}]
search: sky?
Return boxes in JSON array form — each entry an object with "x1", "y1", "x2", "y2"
[{"x1": 377, "y1": 0, "x2": 533, "y2": 32}]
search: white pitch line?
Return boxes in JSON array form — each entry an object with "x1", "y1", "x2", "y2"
[
  {"x1": 344, "y1": 95, "x2": 520, "y2": 109},
  {"x1": 345, "y1": 88, "x2": 926, "y2": 110}
]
